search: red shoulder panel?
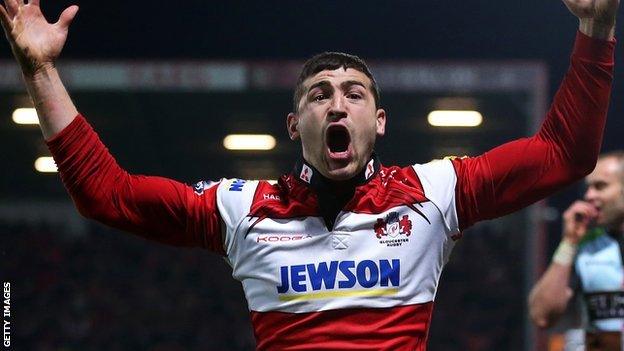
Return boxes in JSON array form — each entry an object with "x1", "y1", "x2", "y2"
[
  {"x1": 247, "y1": 176, "x2": 320, "y2": 231},
  {"x1": 345, "y1": 166, "x2": 430, "y2": 217},
  {"x1": 247, "y1": 166, "x2": 430, "y2": 231}
]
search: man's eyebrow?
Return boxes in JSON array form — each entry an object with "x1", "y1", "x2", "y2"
[
  {"x1": 307, "y1": 80, "x2": 332, "y2": 93},
  {"x1": 340, "y1": 80, "x2": 367, "y2": 90},
  {"x1": 307, "y1": 80, "x2": 368, "y2": 94}
]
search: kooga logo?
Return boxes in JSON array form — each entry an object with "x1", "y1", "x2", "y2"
[{"x1": 277, "y1": 259, "x2": 400, "y2": 294}]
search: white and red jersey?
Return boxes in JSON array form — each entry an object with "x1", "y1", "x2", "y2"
[
  {"x1": 215, "y1": 157, "x2": 458, "y2": 349},
  {"x1": 46, "y1": 32, "x2": 615, "y2": 350}
]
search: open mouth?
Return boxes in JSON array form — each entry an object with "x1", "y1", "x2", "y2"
[{"x1": 326, "y1": 125, "x2": 351, "y2": 153}]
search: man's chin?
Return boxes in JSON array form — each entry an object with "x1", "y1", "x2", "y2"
[
  {"x1": 323, "y1": 162, "x2": 360, "y2": 181},
  {"x1": 594, "y1": 212, "x2": 607, "y2": 227},
  {"x1": 595, "y1": 216, "x2": 619, "y2": 232}
]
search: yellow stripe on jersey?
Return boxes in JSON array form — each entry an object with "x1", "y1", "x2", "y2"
[{"x1": 278, "y1": 288, "x2": 399, "y2": 302}]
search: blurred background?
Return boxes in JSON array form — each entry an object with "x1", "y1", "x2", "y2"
[{"x1": 1, "y1": 1, "x2": 623, "y2": 350}]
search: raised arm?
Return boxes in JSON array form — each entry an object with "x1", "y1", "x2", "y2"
[
  {"x1": 0, "y1": 1, "x2": 224, "y2": 252},
  {"x1": 451, "y1": 0, "x2": 618, "y2": 230},
  {"x1": 0, "y1": 0, "x2": 78, "y2": 138}
]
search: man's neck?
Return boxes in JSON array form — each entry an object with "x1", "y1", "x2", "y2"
[
  {"x1": 613, "y1": 222, "x2": 624, "y2": 237},
  {"x1": 294, "y1": 153, "x2": 381, "y2": 230},
  {"x1": 295, "y1": 153, "x2": 380, "y2": 190}
]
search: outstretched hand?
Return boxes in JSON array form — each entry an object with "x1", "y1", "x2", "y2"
[
  {"x1": 0, "y1": 0, "x2": 78, "y2": 76},
  {"x1": 562, "y1": 0, "x2": 619, "y2": 24},
  {"x1": 562, "y1": 0, "x2": 619, "y2": 39}
]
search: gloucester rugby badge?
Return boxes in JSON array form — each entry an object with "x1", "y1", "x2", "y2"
[{"x1": 374, "y1": 212, "x2": 412, "y2": 247}]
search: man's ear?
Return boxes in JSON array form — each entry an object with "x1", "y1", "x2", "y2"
[
  {"x1": 287, "y1": 112, "x2": 300, "y2": 140},
  {"x1": 376, "y1": 108, "x2": 386, "y2": 137}
]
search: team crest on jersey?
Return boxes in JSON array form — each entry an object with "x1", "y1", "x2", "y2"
[{"x1": 374, "y1": 212, "x2": 412, "y2": 247}]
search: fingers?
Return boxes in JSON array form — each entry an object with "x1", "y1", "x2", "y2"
[
  {"x1": 4, "y1": 0, "x2": 19, "y2": 17},
  {"x1": 561, "y1": 0, "x2": 589, "y2": 8},
  {"x1": 0, "y1": 4, "x2": 11, "y2": 33},
  {"x1": 564, "y1": 201, "x2": 598, "y2": 222},
  {"x1": 55, "y1": 5, "x2": 78, "y2": 30},
  {"x1": 562, "y1": 201, "x2": 598, "y2": 240}
]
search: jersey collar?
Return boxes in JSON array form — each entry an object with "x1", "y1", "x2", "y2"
[{"x1": 292, "y1": 153, "x2": 381, "y2": 190}]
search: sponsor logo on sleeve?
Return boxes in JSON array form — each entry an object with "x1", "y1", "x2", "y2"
[
  {"x1": 262, "y1": 193, "x2": 281, "y2": 201},
  {"x1": 299, "y1": 164, "x2": 312, "y2": 183},
  {"x1": 193, "y1": 180, "x2": 219, "y2": 195},
  {"x1": 228, "y1": 179, "x2": 247, "y2": 191}
]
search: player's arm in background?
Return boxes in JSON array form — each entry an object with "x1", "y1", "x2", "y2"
[
  {"x1": 528, "y1": 201, "x2": 597, "y2": 328},
  {"x1": 451, "y1": 0, "x2": 618, "y2": 231},
  {"x1": 0, "y1": 1, "x2": 224, "y2": 253}
]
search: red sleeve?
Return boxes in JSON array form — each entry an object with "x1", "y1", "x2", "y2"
[
  {"x1": 46, "y1": 115, "x2": 224, "y2": 254},
  {"x1": 452, "y1": 31, "x2": 615, "y2": 230}
]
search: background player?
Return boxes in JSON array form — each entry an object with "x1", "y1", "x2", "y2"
[{"x1": 530, "y1": 151, "x2": 624, "y2": 348}]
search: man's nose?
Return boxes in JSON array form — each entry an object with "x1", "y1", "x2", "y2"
[
  {"x1": 327, "y1": 96, "x2": 347, "y2": 121},
  {"x1": 584, "y1": 187, "x2": 597, "y2": 202}
]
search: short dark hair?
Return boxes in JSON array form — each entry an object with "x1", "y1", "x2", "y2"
[
  {"x1": 292, "y1": 52, "x2": 380, "y2": 113},
  {"x1": 600, "y1": 150, "x2": 624, "y2": 163},
  {"x1": 599, "y1": 150, "x2": 624, "y2": 183}
]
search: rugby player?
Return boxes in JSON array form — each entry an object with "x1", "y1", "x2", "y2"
[
  {"x1": 0, "y1": 0, "x2": 619, "y2": 349},
  {"x1": 530, "y1": 151, "x2": 624, "y2": 348}
]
